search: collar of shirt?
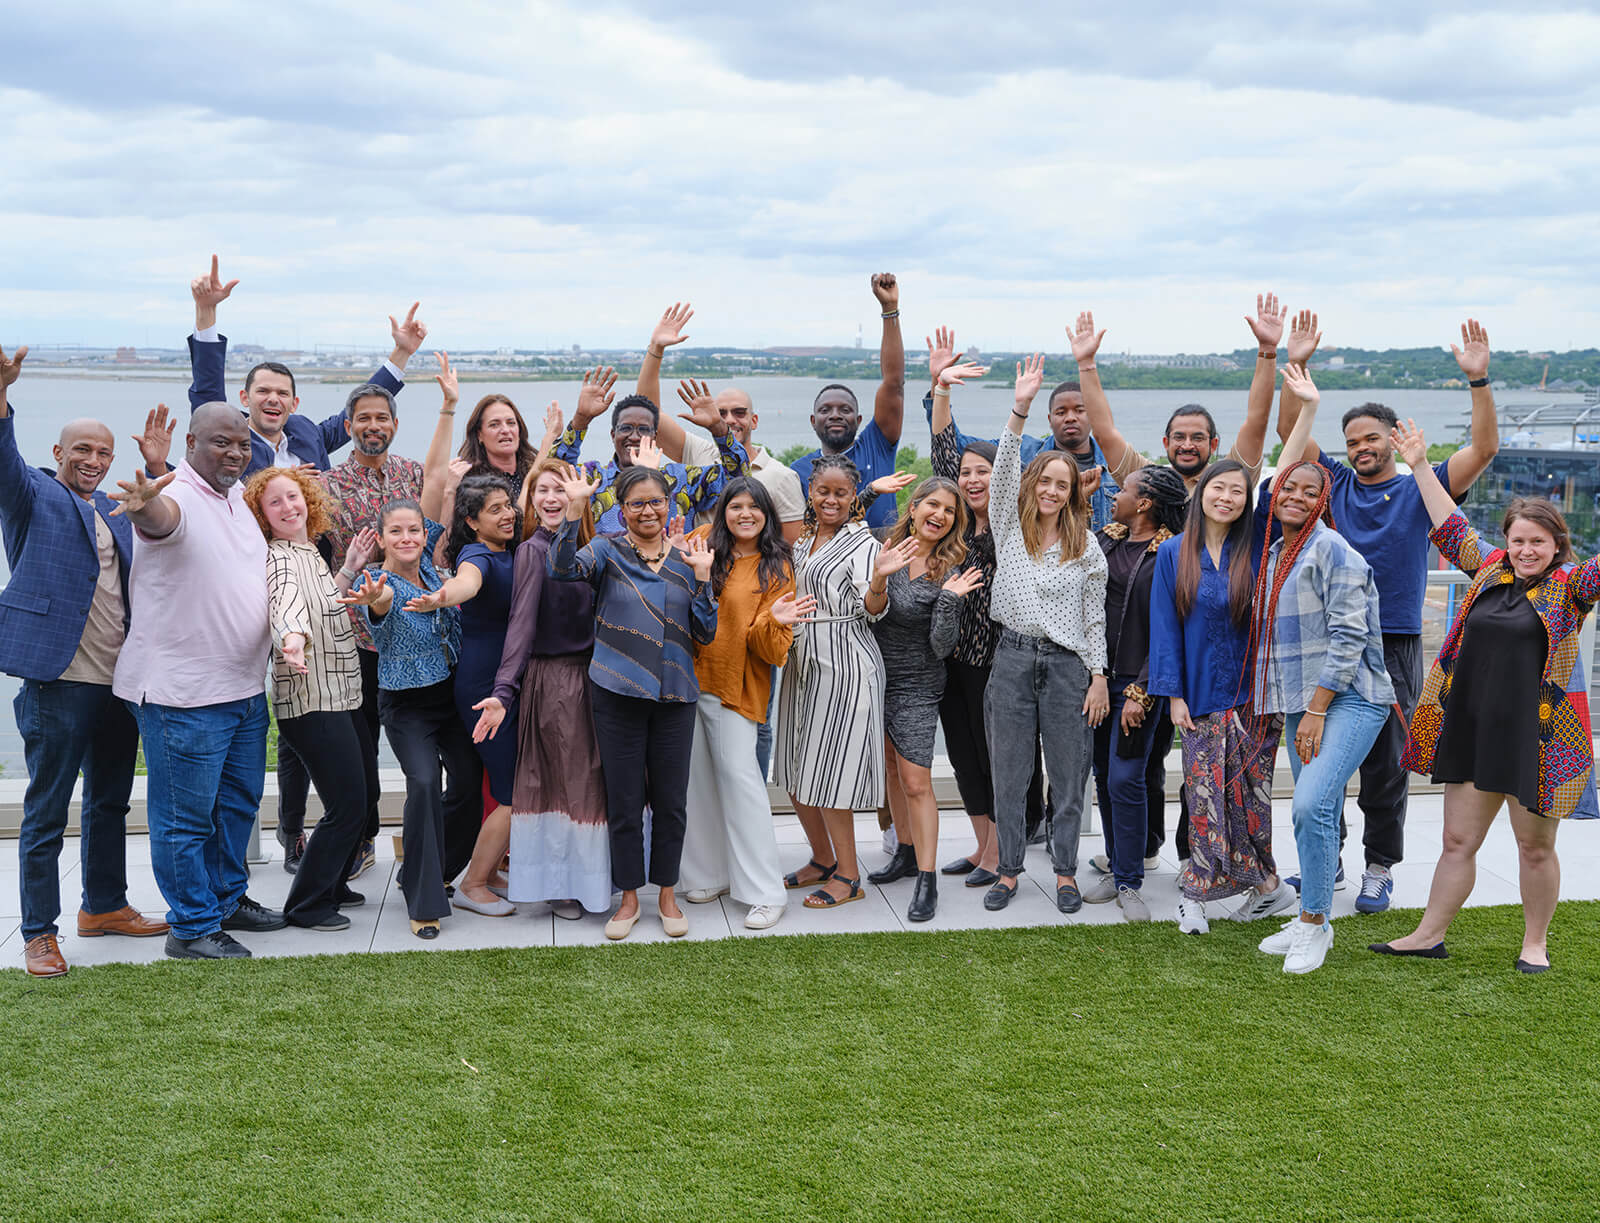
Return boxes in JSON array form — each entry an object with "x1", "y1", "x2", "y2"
[
  {"x1": 250, "y1": 426, "x2": 295, "y2": 467},
  {"x1": 175, "y1": 459, "x2": 242, "y2": 506}
]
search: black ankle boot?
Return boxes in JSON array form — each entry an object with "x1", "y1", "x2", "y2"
[
  {"x1": 907, "y1": 870, "x2": 938, "y2": 922},
  {"x1": 867, "y1": 843, "x2": 918, "y2": 885}
]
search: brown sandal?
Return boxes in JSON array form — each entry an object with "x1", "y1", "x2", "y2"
[{"x1": 803, "y1": 875, "x2": 863, "y2": 908}]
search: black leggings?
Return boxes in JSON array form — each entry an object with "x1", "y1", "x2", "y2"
[
  {"x1": 278, "y1": 708, "x2": 375, "y2": 926},
  {"x1": 941, "y1": 658, "x2": 1045, "y2": 828},
  {"x1": 589, "y1": 685, "x2": 696, "y2": 892}
]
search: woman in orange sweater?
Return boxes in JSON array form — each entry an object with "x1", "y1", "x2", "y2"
[{"x1": 679, "y1": 478, "x2": 817, "y2": 929}]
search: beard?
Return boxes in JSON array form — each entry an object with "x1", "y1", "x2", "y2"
[{"x1": 355, "y1": 433, "x2": 391, "y2": 457}]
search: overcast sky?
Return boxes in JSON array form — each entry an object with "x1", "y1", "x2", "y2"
[{"x1": 5, "y1": 2, "x2": 1598, "y2": 355}]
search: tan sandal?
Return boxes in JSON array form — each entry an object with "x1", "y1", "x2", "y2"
[{"x1": 803, "y1": 875, "x2": 863, "y2": 908}]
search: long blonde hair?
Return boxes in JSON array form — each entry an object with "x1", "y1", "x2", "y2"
[
  {"x1": 883, "y1": 477, "x2": 968, "y2": 582},
  {"x1": 1017, "y1": 452, "x2": 1090, "y2": 562}
]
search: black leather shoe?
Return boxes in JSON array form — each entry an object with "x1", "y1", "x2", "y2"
[
  {"x1": 964, "y1": 868, "x2": 1000, "y2": 889},
  {"x1": 165, "y1": 931, "x2": 251, "y2": 960},
  {"x1": 867, "y1": 844, "x2": 918, "y2": 886},
  {"x1": 906, "y1": 870, "x2": 938, "y2": 922},
  {"x1": 221, "y1": 895, "x2": 288, "y2": 933},
  {"x1": 276, "y1": 825, "x2": 305, "y2": 874},
  {"x1": 1515, "y1": 956, "x2": 1551, "y2": 974},
  {"x1": 983, "y1": 881, "x2": 1017, "y2": 911},
  {"x1": 1056, "y1": 882, "x2": 1083, "y2": 914},
  {"x1": 940, "y1": 856, "x2": 977, "y2": 876}
]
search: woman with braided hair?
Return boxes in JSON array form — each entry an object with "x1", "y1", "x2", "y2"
[
  {"x1": 1081, "y1": 464, "x2": 1188, "y2": 920},
  {"x1": 1249, "y1": 364, "x2": 1393, "y2": 974}
]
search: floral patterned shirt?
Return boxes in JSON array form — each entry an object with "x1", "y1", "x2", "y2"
[{"x1": 319, "y1": 452, "x2": 425, "y2": 651}]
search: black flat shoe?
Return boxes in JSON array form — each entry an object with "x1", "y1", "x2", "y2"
[
  {"x1": 983, "y1": 881, "x2": 1017, "y2": 911},
  {"x1": 1056, "y1": 882, "x2": 1082, "y2": 914},
  {"x1": 941, "y1": 856, "x2": 978, "y2": 876},
  {"x1": 965, "y1": 868, "x2": 1000, "y2": 889},
  {"x1": 221, "y1": 895, "x2": 287, "y2": 933},
  {"x1": 867, "y1": 844, "x2": 918, "y2": 886},
  {"x1": 1369, "y1": 941, "x2": 1448, "y2": 959},
  {"x1": 1515, "y1": 956, "x2": 1551, "y2": 974},
  {"x1": 906, "y1": 870, "x2": 938, "y2": 922}
]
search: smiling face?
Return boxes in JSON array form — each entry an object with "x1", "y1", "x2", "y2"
[
  {"x1": 477, "y1": 403, "x2": 522, "y2": 464},
  {"x1": 1032, "y1": 457, "x2": 1078, "y2": 519},
  {"x1": 611, "y1": 405, "x2": 657, "y2": 467},
  {"x1": 1200, "y1": 468, "x2": 1249, "y2": 526},
  {"x1": 187, "y1": 404, "x2": 252, "y2": 492},
  {"x1": 1047, "y1": 389, "x2": 1089, "y2": 452},
  {"x1": 467, "y1": 488, "x2": 517, "y2": 546},
  {"x1": 716, "y1": 389, "x2": 757, "y2": 450},
  {"x1": 1274, "y1": 464, "x2": 1326, "y2": 531},
  {"x1": 346, "y1": 394, "x2": 397, "y2": 457},
  {"x1": 809, "y1": 467, "x2": 857, "y2": 528},
  {"x1": 957, "y1": 451, "x2": 992, "y2": 515},
  {"x1": 1164, "y1": 413, "x2": 1218, "y2": 479},
  {"x1": 532, "y1": 470, "x2": 569, "y2": 531},
  {"x1": 811, "y1": 389, "x2": 861, "y2": 453},
  {"x1": 242, "y1": 368, "x2": 298, "y2": 442},
  {"x1": 911, "y1": 487, "x2": 959, "y2": 546},
  {"x1": 53, "y1": 420, "x2": 115, "y2": 498},
  {"x1": 259, "y1": 474, "x2": 310, "y2": 541},
  {"x1": 724, "y1": 491, "x2": 766, "y2": 544},
  {"x1": 1505, "y1": 517, "x2": 1558, "y2": 580},
  {"x1": 1344, "y1": 415, "x2": 1394, "y2": 478},
  {"x1": 620, "y1": 477, "x2": 669, "y2": 540},
  {"x1": 380, "y1": 507, "x2": 427, "y2": 568}
]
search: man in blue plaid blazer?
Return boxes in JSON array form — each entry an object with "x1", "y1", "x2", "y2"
[{"x1": 0, "y1": 344, "x2": 170, "y2": 977}]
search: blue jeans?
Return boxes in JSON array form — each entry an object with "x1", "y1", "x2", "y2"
[
  {"x1": 1285, "y1": 692, "x2": 1389, "y2": 917},
  {"x1": 134, "y1": 695, "x2": 269, "y2": 940},
  {"x1": 1093, "y1": 682, "x2": 1165, "y2": 891},
  {"x1": 15, "y1": 680, "x2": 139, "y2": 941},
  {"x1": 755, "y1": 666, "x2": 779, "y2": 781}
]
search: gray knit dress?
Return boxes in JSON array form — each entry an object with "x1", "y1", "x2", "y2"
[{"x1": 871, "y1": 566, "x2": 964, "y2": 767}]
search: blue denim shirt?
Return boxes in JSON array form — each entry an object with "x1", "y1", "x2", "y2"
[
  {"x1": 360, "y1": 520, "x2": 460, "y2": 692},
  {"x1": 1148, "y1": 534, "x2": 1256, "y2": 717}
]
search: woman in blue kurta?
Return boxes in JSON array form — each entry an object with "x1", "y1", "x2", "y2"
[{"x1": 550, "y1": 464, "x2": 719, "y2": 940}]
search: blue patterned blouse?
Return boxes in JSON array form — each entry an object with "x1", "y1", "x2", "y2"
[
  {"x1": 549, "y1": 520, "x2": 719, "y2": 702},
  {"x1": 359, "y1": 519, "x2": 461, "y2": 692}
]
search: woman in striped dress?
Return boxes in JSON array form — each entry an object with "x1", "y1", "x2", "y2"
[{"x1": 773, "y1": 455, "x2": 888, "y2": 908}]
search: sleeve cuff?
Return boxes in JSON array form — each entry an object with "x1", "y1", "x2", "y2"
[
  {"x1": 193, "y1": 326, "x2": 220, "y2": 343},
  {"x1": 383, "y1": 359, "x2": 405, "y2": 383}
]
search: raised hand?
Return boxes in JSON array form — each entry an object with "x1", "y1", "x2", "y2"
[
  {"x1": 107, "y1": 468, "x2": 176, "y2": 516},
  {"x1": 1014, "y1": 352, "x2": 1045, "y2": 409},
  {"x1": 1245, "y1": 291, "x2": 1287, "y2": 352},
  {"x1": 1079, "y1": 466, "x2": 1102, "y2": 499},
  {"x1": 575, "y1": 366, "x2": 618, "y2": 424},
  {"x1": 770, "y1": 591, "x2": 818, "y2": 626},
  {"x1": 871, "y1": 272, "x2": 899, "y2": 312},
  {"x1": 1451, "y1": 318, "x2": 1491, "y2": 381},
  {"x1": 559, "y1": 463, "x2": 601, "y2": 511},
  {"x1": 679, "y1": 533, "x2": 714, "y2": 582},
  {"x1": 676, "y1": 378, "x2": 725, "y2": 437},
  {"x1": 1280, "y1": 362, "x2": 1319, "y2": 407},
  {"x1": 1286, "y1": 309, "x2": 1321, "y2": 365},
  {"x1": 941, "y1": 566, "x2": 985, "y2": 598},
  {"x1": 280, "y1": 633, "x2": 310, "y2": 676},
  {"x1": 0, "y1": 342, "x2": 26, "y2": 389},
  {"x1": 1068, "y1": 312, "x2": 1105, "y2": 365},
  {"x1": 404, "y1": 586, "x2": 449, "y2": 613},
  {"x1": 868, "y1": 470, "x2": 916, "y2": 497},
  {"x1": 389, "y1": 303, "x2": 427, "y2": 358},
  {"x1": 132, "y1": 403, "x2": 176, "y2": 472},
  {"x1": 336, "y1": 570, "x2": 389, "y2": 607},
  {"x1": 445, "y1": 457, "x2": 473, "y2": 491},
  {"x1": 1390, "y1": 418, "x2": 1428, "y2": 469},
  {"x1": 344, "y1": 526, "x2": 379, "y2": 573},
  {"x1": 434, "y1": 351, "x2": 458, "y2": 408},
  {"x1": 541, "y1": 401, "x2": 563, "y2": 446},
  {"x1": 633, "y1": 436, "x2": 663, "y2": 470},
  {"x1": 926, "y1": 326, "x2": 957, "y2": 384},
  {"x1": 650, "y1": 303, "x2": 694, "y2": 352},
  {"x1": 873, "y1": 536, "x2": 920, "y2": 579},
  {"x1": 665, "y1": 518, "x2": 691, "y2": 556},
  {"x1": 191, "y1": 255, "x2": 238, "y2": 328},
  {"x1": 937, "y1": 360, "x2": 988, "y2": 389},
  {"x1": 471, "y1": 696, "x2": 507, "y2": 743}
]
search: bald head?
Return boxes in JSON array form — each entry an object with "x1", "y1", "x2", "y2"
[
  {"x1": 53, "y1": 419, "x2": 116, "y2": 499},
  {"x1": 187, "y1": 401, "x2": 252, "y2": 492},
  {"x1": 714, "y1": 386, "x2": 758, "y2": 450}
]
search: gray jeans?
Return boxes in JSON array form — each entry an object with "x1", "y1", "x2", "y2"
[{"x1": 985, "y1": 630, "x2": 1093, "y2": 878}]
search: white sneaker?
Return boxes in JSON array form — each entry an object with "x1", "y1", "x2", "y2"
[
  {"x1": 1176, "y1": 897, "x2": 1209, "y2": 935},
  {"x1": 1229, "y1": 881, "x2": 1297, "y2": 923},
  {"x1": 1144, "y1": 854, "x2": 1161, "y2": 871},
  {"x1": 1081, "y1": 876, "x2": 1118, "y2": 904},
  {"x1": 684, "y1": 887, "x2": 730, "y2": 904},
  {"x1": 744, "y1": 903, "x2": 785, "y2": 930},
  {"x1": 881, "y1": 825, "x2": 898, "y2": 856},
  {"x1": 1116, "y1": 886, "x2": 1151, "y2": 923},
  {"x1": 1258, "y1": 918, "x2": 1300, "y2": 955},
  {"x1": 1088, "y1": 854, "x2": 1111, "y2": 874},
  {"x1": 1283, "y1": 919, "x2": 1334, "y2": 974}
]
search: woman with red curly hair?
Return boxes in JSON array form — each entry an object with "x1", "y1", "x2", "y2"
[
  {"x1": 243, "y1": 467, "x2": 378, "y2": 931},
  {"x1": 1371, "y1": 421, "x2": 1600, "y2": 973}
]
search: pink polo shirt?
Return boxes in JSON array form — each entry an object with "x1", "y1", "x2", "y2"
[{"x1": 113, "y1": 461, "x2": 271, "y2": 709}]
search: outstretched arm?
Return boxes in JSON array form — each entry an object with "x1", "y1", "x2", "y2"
[
  {"x1": 1070, "y1": 311, "x2": 1139, "y2": 479},
  {"x1": 1235, "y1": 291, "x2": 1286, "y2": 473},
  {"x1": 1442, "y1": 318, "x2": 1500, "y2": 496},
  {"x1": 637, "y1": 303, "x2": 694, "y2": 461},
  {"x1": 871, "y1": 273, "x2": 905, "y2": 444},
  {"x1": 108, "y1": 469, "x2": 181, "y2": 539},
  {"x1": 1391, "y1": 419, "x2": 1462, "y2": 531}
]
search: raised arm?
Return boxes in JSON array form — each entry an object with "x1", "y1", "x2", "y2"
[
  {"x1": 1391, "y1": 419, "x2": 1462, "y2": 531},
  {"x1": 386, "y1": 302, "x2": 427, "y2": 374},
  {"x1": 1274, "y1": 309, "x2": 1321, "y2": 444},
  {"x1": 871, "y1": 273, "x2": 905, "y2": 444},
  {"x1": 188, "y1": 255, "x2": 237, "y2": 408},
  {"x1": 0, "y1": 343, "x2": 34, "y2": 524},
  {"x1": 419, "y1": 352, "x2": 459, "y2": 523},
  {"x1": 929, "y1": 357, "x2": 988, "y2": 479},
  {"x1": 557, "y1": 367, "x2": 617, "y2": 465},
  {"x1": 549, "y1": 469, "x2": 605, "y2": 585},
  {"x1": 992, "y1": 355, "x2": 1043, "y2": 541},
  {"x1": 1235, "y1": 291, "x2": 1287, "y2": 473},
  {"x1": 637, "y1": 304, "x2": 694, "y2": 461},
  {"x1": 1271, "y1": 363, "x2": 1324, "y2": 493},
  {"x1": 1442, "y1": 318, "x2": 1500, "y2": 495}
]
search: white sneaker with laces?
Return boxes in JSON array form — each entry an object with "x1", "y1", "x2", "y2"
[
  {"x1": 1081, "y1": 876, "x2": 1119, "y2": 904},
  {"x1": 1229, "y1": 881, "x2": 1297, "y2": 923},
  {"x1": 881, "y1": 825, "x2": 898, "y2": 856},
  {"x1": 1258, "y1": 918, "x2": 1301, "y2": 955},
  {"x1": 744, "y1": 903, "x2": 785, "y2": 930},
  {"x1": 684, "y1": 887, "x2": 730, "y2": 904},
  {"x1": 1143, "y1": 854, "x2": 1161, "y2": 871},
  {"x1": 1116, "y1": 886, "x2": 1151, "y2": 923},
  {"x1": 1176, "y1": 897, "x2": 1209, "y2": 935},
  {"x1": 1283, "y1": 919, "x2": 1334, "y2": 974},
  {"x1": 1088, "y1": 854, "x2": 1111, "y2": 875}
]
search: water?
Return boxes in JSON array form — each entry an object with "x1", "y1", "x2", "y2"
[{"x1": 0, "y1": 371, "x2": 1478, "y2": 772}]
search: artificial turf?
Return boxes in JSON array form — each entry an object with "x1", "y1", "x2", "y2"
[{"x1": 2, "y1": 902, "x2": 1595, "y2": 1223}]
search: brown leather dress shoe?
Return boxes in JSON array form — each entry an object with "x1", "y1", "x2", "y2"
[
  {"x1": 25, "y1": 934, "x2": 68, "y2": 977},
  {"x1": 77, "y1": 905, "x2": 170, "y2": 938}
]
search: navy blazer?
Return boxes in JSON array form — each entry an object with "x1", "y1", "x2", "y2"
[
  {"x1": 0, "y1": 407, "x2": 134, "y2": 682},
  {"x1": 187, "y1": 334, "x2": 406, "y2": 475}
]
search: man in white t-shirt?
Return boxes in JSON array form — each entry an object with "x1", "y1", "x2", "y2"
[{"x1": 670, "y1": 385, "x2": 806, "y2": 539}]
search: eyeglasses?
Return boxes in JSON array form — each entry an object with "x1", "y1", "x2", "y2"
[
  {"x1": 623, "y1": 497, "x2": 668, "y2": 512},
  {"x1": 615, "y1": 423, "x2": 657, "y2": 437}
]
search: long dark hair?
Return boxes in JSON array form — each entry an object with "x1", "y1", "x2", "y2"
[
  {"x1": 1175, "y1": 459, "x2": 1256, "y2": 626},
  {"x1": 445, "y1": 474, "x2": 517, "y2": 568},
  {"x1": 708, "y1": 477, "x2": 793, "y2": 596},
  {"x1": 458, "y1": 394, "x2": 538, "y2": 484}
]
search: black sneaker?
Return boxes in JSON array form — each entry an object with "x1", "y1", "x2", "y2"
[
  {"x1": 337, "y1": 888, "x2": 367, "y2": 908},
  {"x1": 221, "y1": 895, "x2": 287, "y2": 933},
  {"x1": 165, "y1": 931, "x2": 252, "y2": 959},
  {"x1": 347, "y1": 838, "x2": 377, "y2": 882},
  {"x1": 276, "y1": 825, "x2": 305, "y2": 874}
]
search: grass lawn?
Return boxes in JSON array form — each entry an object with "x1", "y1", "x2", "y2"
[{"x1": 3, "y1": 902, "x2": 1596, "y2": 1222}]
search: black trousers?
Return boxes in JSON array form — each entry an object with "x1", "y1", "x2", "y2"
[
  {"x1": 277, "y1": 648, "x2": 381, "y2": 840},
  {"x1": 941, "y1": 658, "x2": 1044, "y2": 828},
  {"x1": 378, "y1": 681, "x2": 482, "y2": 921},
  {"x1": 279, "y1": 709, "x2": 374, "y2": 926},
  {"x1": 1141, "y1": 702, "x2": 1190, "y2": 860},
  {"x1": 1339, "y1": 633, "x2": 1421, "y2": 869},
  {"x1": 589, "y1": 685, "x2": 696, "y2": 892}
]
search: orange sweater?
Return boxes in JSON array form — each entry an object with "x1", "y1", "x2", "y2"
[{"x1": 694, "y1": 552, "x2": 795, "y2": 721}]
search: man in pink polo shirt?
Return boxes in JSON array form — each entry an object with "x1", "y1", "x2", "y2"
[{"x1": 111, "y1": 402, "x2": 282, "y2": 959}]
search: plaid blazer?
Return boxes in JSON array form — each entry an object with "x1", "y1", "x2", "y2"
[
  {"x1": 0, "y1": 408, "x2": 133, "y2": 681},
  {"x1": 1403, "y1": 511, "x2": 1600, "y2": 818}
]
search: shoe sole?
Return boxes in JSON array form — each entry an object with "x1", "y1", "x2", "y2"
[
  {"x1": 684, "y1": 890, "x2": 730, "y2": 904},
  {"x1": 77, "y1": 928, "x2": 169, "y2": 938},
  {"x1": 1354, "y1": 896, "x2": 1392, "y2": 914}
]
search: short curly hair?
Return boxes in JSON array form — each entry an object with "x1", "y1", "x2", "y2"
[{"x1": 243, "y1": 465, "x2": 336, "y2": 542}]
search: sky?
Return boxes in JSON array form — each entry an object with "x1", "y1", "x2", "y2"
[{"x1": 4, "y1": 2, "x2": 1599, "y2": 356}]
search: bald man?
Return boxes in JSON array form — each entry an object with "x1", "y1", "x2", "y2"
[
  {"x1": 112, "y1": 400, "x2": 281, "y2": 960},
  {"x1": 0, "y1": 344, "x2": 169, "y2": 978}
]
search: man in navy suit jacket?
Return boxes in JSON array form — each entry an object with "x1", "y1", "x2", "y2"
[{"x1": 0, "y1": 344, "x2": 170, "y2": 977}]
